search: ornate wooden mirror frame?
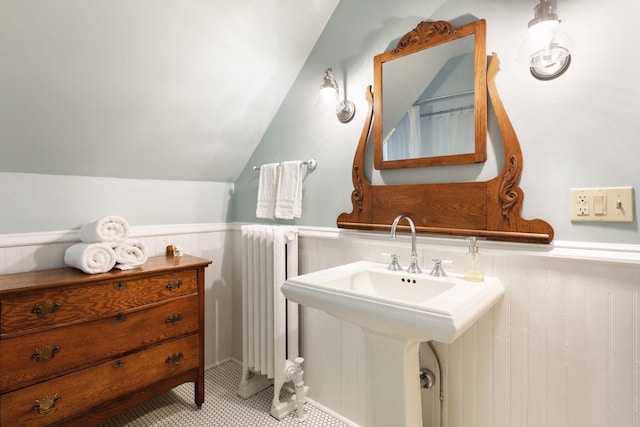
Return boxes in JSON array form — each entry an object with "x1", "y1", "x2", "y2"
[
  {"x1": 374, "y1": 20, "x2": 487, "y2": 169},
  {"x1": 338, "y1": 20, "x2": 554, "y2": 244}
]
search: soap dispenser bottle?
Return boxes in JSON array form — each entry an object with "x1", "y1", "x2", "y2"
[{"x1": 464, "y1": 237, "x2": 484, "y2": 282}]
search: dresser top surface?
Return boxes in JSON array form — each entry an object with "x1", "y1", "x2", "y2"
[{"x1": 0, "y1": 255, "x2": 212, "y2": 295}]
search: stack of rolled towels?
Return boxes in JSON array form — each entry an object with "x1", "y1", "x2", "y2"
[{"x1": 64, "y1": 216, "x2": 149, "y2": 274}]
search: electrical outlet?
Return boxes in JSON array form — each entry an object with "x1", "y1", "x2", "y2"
[
  {"x1": 570, "y1": 187, "x2": 635, "y2": 222},
  {"x1": 576, "y1": 193, "x2": 589, "y2": 216}
]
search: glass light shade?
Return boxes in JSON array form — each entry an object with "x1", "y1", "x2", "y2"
[
  {"x1": 518, "y1": 18, "x2": 573, "y2": 80},
  {"x1": 314, "y1": 86, "x2": 340, "y2": 116},
  {"x1": 529, "y1": 44, "x2": 571, "y2": 79},
  {"x1": 314, "y1": 68, "x2": 355, "y2": 122}
]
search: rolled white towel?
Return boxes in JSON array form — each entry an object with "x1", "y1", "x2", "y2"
[
  {"x1": 79, "y1": 216, "x2": 130, "y2": 246},
  {"x1": 114, "y1": 240, "x2": 149, "y2": 269},
  {"x1": 64, "y1": 243, "x2": 117, "y2": 274}
]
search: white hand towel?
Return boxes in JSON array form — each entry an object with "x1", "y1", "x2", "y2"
[
  {"x1": 275, "y1": 161, "x2": 303, "y2": 219},
  {"x1": 113, "y1": 239, "x2": 149, "y2": 269},
  {"x1": 64, "y1": 243, "x2": 117, "y2": 274},
  {"x1": 256, "y1": 163, "x2": 279, "y2": 219},
  {"x1": 79, "y1": 215, "x2": 130, "y2": 246}
]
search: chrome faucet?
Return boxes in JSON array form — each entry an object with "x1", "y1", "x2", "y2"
[{"x1": 390, "y1": 214, "x2": 421, "y2": 274}]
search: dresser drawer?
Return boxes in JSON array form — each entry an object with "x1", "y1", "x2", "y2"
[
  {"x1": 1, "y1": 270, "x2": 197, "y2": 335},
  {"x1": 1, "y1": 333, "x2": 199, "y2": 427},
  {"x1": 0, "y1": 296, "x2": 200, "y2": 391}
]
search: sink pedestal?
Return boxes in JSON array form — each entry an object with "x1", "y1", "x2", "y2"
[{"x1": 363, "y1": 329, "x2": 423, "y2": 427}]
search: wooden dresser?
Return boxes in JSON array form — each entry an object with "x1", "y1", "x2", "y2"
[{"x1": 0, "y1": 254, "x2": 211, "y2": 426}]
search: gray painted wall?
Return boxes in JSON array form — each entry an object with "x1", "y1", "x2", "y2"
[
  {"x1": 3, "y1": 0, "x2": 638, "y2": 245},
  {"x1": 231, "y1": 0, "x2": 640, "y2": 245},
  {"x1": 0, "y1": 1, "x2": 339, "y2": 182},
  {"x1": 0, "y1": 172, "x2": 233, "y2": 233}
]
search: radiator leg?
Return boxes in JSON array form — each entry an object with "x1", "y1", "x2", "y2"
[
  {"x1": 240, "y1": 367, "x2": 250, "y2": 384},
  {"x1": 237, "y1": 369, "x2": 272, "y2": 399}
]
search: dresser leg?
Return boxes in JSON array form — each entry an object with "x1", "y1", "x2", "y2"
[{"x1": 195, "y1": 371, "x2": 205, "y2": 407}]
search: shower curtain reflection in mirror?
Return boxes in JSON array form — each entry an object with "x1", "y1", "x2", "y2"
[{"x1": 383, "y1": 101, "x2": 474, "y2": 161}]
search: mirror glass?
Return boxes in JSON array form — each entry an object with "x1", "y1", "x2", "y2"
[{"x1": 374, "y1": 20, "x2": 487, "y2": 169}]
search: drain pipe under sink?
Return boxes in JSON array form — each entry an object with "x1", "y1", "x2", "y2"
[{"x1": 426, "y1": 341, "x2": 444, "y2": 427}]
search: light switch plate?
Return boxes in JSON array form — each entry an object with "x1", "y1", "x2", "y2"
[{"x1": 570, "y1": 187, "x2": 635, "y2": 222}]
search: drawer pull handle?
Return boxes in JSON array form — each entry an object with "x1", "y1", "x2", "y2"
[
  {"x1": 113, "y1": 313, "x2": 126, "y2": 323},
  {"x1": 32, "y1": 394, "x2": 61, "y2": 414},
  {"x1": 112, "y1": 360, "x2": 125, "y2": 368},
  {"x1": 31, "y1": 302, "x2": 61, "y2": 317},
  {"x1": 166, "y1": 352, "x2": 184, "y2": 365},
  {"x1": 166, "y1": 279, "x2": 183, "y2": 292},
  {"x1": 165, "y1": 313, "x2": 183, "y2": 325},
  {"x1": 114, "y1": 282, "x2": 127, "y2": 290},
  {"x1": 32, "y1": 345, "x2": 60, "y2": 363}
]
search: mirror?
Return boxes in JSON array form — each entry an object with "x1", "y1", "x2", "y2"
[
  {"x1": 374, "y1": 20, "x2": 487, "y2": 169},
  {"x1": 337, "y1": 18, "x2": 554, "y2": 244}
]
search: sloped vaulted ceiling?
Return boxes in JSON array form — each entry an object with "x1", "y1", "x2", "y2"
[{"x1": 0, "y1": 0, "x2": 339, "y2": 182}]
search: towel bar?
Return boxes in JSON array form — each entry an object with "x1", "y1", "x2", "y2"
[{"x1": 253, "y1": 159, "x2": 317, "y2": 171}]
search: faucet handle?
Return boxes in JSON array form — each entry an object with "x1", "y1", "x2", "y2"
[
  {"x1": 429, "y1": 259, "x2": 453, "y2": 277},
  {"x1": 384, "y1": 253, "x2": 403, "y2": 271}
]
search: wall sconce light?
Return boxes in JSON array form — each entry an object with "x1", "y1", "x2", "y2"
[
  {"x1": 518, "y1": 0, "x2": 573, "y2": 80},
  {"x1": 313, "y1": 68, "x2": 355, "y2": 123}
]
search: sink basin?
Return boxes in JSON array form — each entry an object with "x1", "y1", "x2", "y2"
[
  {"x1": 281, "y1": 260, "x2": 504, "y2": 427},
  {"x1": 282, "y1": 260, "x2": 504, "y2": 343}
]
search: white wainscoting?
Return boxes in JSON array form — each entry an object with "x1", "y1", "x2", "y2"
[
  {"x1": 0, "y1": 223, "x2": 234, "y2": 370},
  {"x1": 6, "y1": 224, "x2": 639, "y2": 426},
  {"x1": 228, "y1": 226, "x2": 639, "y2": 427}
]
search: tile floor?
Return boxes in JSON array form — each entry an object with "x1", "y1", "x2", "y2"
[{"x1": 95, "y1": 361, "x2": 350, "y2": 427}]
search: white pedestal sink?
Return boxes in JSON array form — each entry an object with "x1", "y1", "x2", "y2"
[{"x1": 281, "y1": 261, "x2": 505, "y2": 427}]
